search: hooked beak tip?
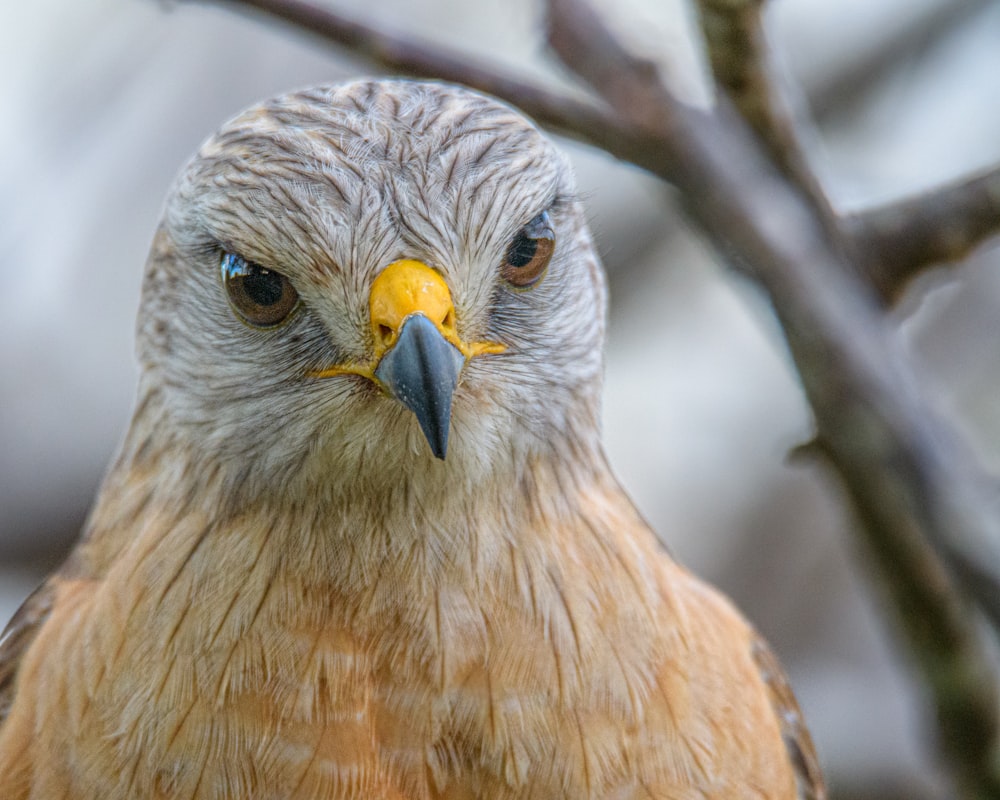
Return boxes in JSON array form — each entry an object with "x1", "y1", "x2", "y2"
[{"x1": 374, "y1": 314, "x2": 464, "y2": 460}]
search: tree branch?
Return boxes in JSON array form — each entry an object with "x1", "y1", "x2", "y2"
[
  {"x1": 694, "y1": 0, "x2": 1000, "y2": 299},
  {"x1": 694, "y1": 0, "x2": 837, "y2": 234},
  {"x1": 183, "y1": 0, "x2": 637, "y2": 152},
  {"x1": 849, "y1": 164, "x2": 1000, "y2": 300}
]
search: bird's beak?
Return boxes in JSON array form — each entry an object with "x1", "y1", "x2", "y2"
[
  {"x1": 371, "y1": 260, "x2": 466, "y2": 458},
  {"x1": 373, "y1": 312, "x2": 463, "y2": 459},
  {"x1": 310, "y1": 259, "x2": 504, "y2": 459}
]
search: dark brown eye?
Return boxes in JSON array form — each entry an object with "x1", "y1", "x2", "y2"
[
  {"x1": 502, "y1": 210, "x2": 555, "y2": 288},
  {"x1": 222, "y1": 252, "x2": 300, "y2": 328}
]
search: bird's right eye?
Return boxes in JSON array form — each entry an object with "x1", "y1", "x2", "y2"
[{"x1": 222, "y1": 252, "x2": 300, "y2": 328}]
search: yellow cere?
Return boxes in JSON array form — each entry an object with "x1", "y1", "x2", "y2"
[{"x1": 309, "y1": 259, "x2": 505, "y2": 381}]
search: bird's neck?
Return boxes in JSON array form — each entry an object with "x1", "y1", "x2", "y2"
[{"x1": 79, "y1": 401, "x2": 630, "y2": 613}]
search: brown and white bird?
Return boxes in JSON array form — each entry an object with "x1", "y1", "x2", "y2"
[{"x1": 0, "y1": 80, "x2": 824, "y2": 799}]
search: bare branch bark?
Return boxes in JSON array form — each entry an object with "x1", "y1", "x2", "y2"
[
  {"x1": 695, "y1": 0, "x2": 837, "y2": 233},
  {"x1": 181, "y1": 0, "x2": 634, "y2": 150},
  {"x1": 693, "y1": 0, "x2": 1000, "y2": 301},
  {"x1": 848, "y1": 165, "x2": 1000, "y2": 300}
]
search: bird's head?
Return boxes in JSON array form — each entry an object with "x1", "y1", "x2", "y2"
[{"x1": 134, "y1": 80, "x2": 608, "y2": 503}]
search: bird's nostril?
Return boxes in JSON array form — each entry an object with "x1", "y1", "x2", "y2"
[{"x1": 377, "y1": 324, "x2": 394, "y2": 345}]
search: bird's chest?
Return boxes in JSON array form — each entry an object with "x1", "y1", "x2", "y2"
[
  {"x1": 76, "y1": 584, "x2": 614, "y2": 800},
  {"x1": 52, "y1": 512, "x2": 674, "y2": 800}
]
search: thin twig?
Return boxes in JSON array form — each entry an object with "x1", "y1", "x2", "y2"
[
  {"x1": 694, "y1": 0, "x2": 1000, "y2": 299},
  {"x1": 183, "y1": 0, "x2": 633, "y2": 151},
  {"x1": 695, "y1": 0, "x2": 839, "y2": 239},
  {"x1": 848, "y1": 164, "x2": 1000, "y2": 300}
]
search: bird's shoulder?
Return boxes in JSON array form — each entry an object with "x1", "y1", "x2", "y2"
[
  {"x1": 750, "y1": 630, "x2": 827, "y2": 800},
  {"x1": 0, "y1": 578, "x2": 56, "y2": 725},
  {"x1": 0, "y1": 527, "x2": 111, "y2": 728},
  {"x1": 648, "y1": 561, "x2": 825, "y2": 800},
  {"x1": 564, "y1": 482, "x2": 825, "y2": 798}
]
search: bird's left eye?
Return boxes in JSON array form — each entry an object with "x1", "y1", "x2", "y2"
[
  {"x1": 502, "y1": 211, "x2": 555, "y2": 288},
  {"x1": 222, "y1": 252, "x2": 300, "y2": 328}
]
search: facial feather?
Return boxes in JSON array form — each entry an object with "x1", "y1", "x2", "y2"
[{"x1": 140, "y1": 79, "x2": 604, "y2": 504}]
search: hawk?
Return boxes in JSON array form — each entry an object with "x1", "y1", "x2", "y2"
[{"x1": 0, "y1": 79, "x2": 823, "y2": 799}]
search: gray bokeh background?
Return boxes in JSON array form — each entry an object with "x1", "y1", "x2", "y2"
[{"x1": 3, "y1": 1, "x2": 1000, "y2": 796}]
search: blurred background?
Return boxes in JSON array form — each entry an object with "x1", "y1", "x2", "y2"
[{"x1": 3, "y1": 0, "x2": 1000, "y2": 796}]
